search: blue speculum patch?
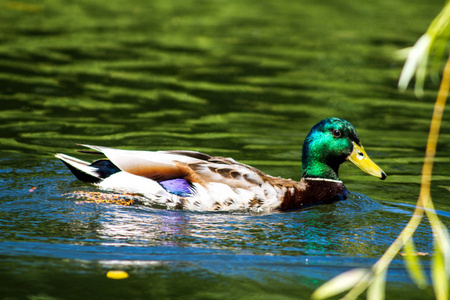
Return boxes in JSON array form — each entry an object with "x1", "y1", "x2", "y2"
[{"x1": 159, "y1": 178, "x2": 192, "y2": 196}]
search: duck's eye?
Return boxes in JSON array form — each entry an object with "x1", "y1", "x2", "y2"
[{"x1": 332, "y1": 129, "x2": 342, "y2": 138}]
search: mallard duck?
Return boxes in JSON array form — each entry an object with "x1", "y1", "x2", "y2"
[{"x1": 56, "y1": 118, "x2": 386, "y2": 212}]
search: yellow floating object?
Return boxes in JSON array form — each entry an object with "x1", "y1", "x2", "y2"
[{"x1": 106, "y1": 270, "x2": 129, "y2": 280}]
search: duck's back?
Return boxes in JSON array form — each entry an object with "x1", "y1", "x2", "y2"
[{"x1": 57, "y1": 145, "x2": 346, "y2": 212}]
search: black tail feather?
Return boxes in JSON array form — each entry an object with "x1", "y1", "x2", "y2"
[
  {"x1": 77, "y1": 150, "x2": 104, "y2": 155},
  {"x1": 60, "y1": 160, "x2": 102, "y2": 183},
  {"x1": 56, "y1": 153, "x2": 121, "y2": 183},
  {"x1": 90, "y1": 159, "x2": 121, "y2": 179}
]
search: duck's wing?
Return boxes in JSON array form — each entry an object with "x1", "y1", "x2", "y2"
[
  {"x1": 79, "y1": 145, "x2": 267, "y2": 189},
  {"x1": 174, "y1": 156, "x2": 265, "y2": 189},
  {"x1": 78, "y1": 145, "x2": 209, "y2": 182}
]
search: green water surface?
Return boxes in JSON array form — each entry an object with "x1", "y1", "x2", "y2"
[{"x1": 0, "y1": 0, "x2": 449, "y2": 299}]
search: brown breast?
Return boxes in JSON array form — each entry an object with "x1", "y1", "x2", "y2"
[{"x1": 278, "y1": 178, "x2": 346, "y2": 210}]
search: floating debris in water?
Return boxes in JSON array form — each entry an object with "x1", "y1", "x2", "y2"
[
  {"x1": 65, "y1": 191, "x2": 141, "y2": 206},
  {"x1": 399, "y1": 252, "x2": 430, "y2": 257},
  {"x1": 106, "y1": 270, "x2": 129, "y2": 280}
]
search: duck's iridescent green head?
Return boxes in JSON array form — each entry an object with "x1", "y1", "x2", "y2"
[{"x1": 301, "y1": 118, "x2": 386, "y2": 181}]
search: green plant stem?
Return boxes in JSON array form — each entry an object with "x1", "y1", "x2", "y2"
[
  {"x1": 339, "y1": 53, "x2": 450, "y2": 300},
  {"x1": 378, "y1": 52, "x2": 450, "y2": 268},
  {"x1": 423, "y1": 52, "x2": 450, "y2": 229}
]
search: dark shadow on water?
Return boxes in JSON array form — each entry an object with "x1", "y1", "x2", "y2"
[{"x1": 121, "y1": 40, "x2": 209, "y2": 55}]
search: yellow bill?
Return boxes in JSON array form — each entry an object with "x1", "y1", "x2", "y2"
[{"x1": 346, "y1": 142, "x2": 386, "y2": 180}]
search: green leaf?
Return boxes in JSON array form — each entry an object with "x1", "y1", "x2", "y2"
[
  {"x1": 397, "y1": 34, "x2": 431, "y2": 93},
  {"x1": 398, "y1": 0, "x2": 450, "y2": 94},
  {"x1": 367, "y1": 268, "x2": 387, "y2": 300},
  {"x1": 311, "y1": 268, "x2": 371, "y2": 300},
  {"x1": 432, "y1": 239, "x2": 448, "y2": 300},
  {"x1": 403, "y1": 238, "x2": 428, "y2": 289},
  {"x1": 434, "y1": 222, "x2": 450, "y2": 277}
]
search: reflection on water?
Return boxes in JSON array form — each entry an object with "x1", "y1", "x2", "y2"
[
  {"x1": 89, "y1": 192, "x2": 434, "y2": 257},
  {"x1": 0, "y1": 0, "x2": 449, "y2": 298}
]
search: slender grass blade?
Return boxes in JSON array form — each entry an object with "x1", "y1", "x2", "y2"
[
  {"x1": 311, "y1": 268, "x2": 371, "y2": 300},
  {"x1": 403, "y1": 237, "x2": 428, "y2": 289}
]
